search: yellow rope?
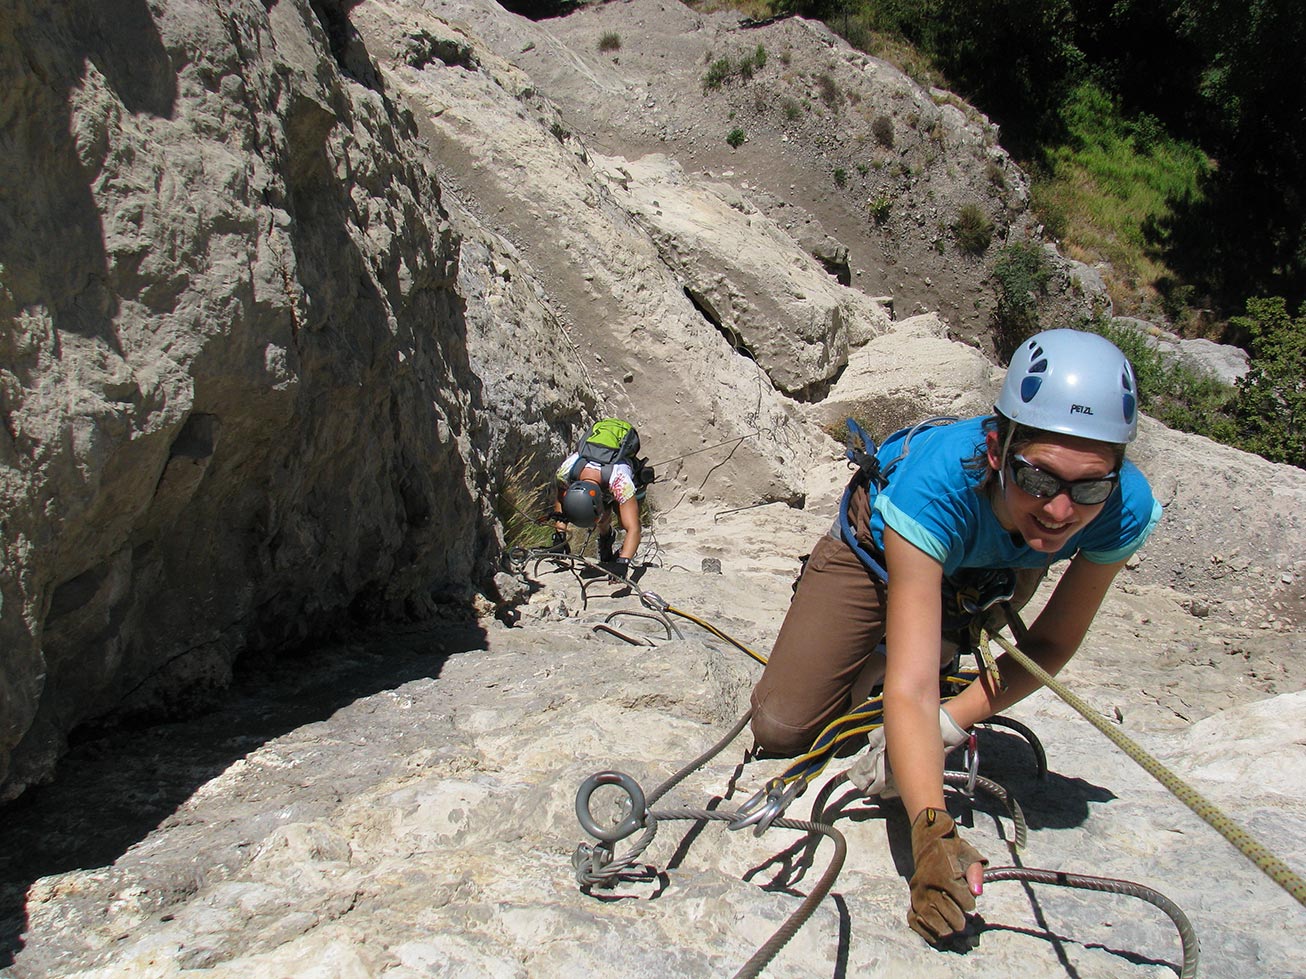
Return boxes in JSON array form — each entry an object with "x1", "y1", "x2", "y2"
[
  {"x1": 988, "y1": 629, "x2": 1306, "y2": 909},
  {"x1": 664, "y1": 604, "x2": 769, "y2": 666}
]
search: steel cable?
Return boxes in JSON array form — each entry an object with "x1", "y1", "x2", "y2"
[
  {"x1": 983, "y1": 866, "x2": 1199, "y2": 979},
  {"x1": 652, "y1": 808, "x2": 847, "y2": 979}
]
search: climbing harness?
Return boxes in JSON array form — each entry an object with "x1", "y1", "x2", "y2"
[
  {"x1": 838, "y1": 416, "x2": 961, "y2": 579},
  {"x1": 839, "y1": 416, "x2": 1018, "y2": 645}
]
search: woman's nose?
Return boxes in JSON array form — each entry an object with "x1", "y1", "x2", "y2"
[{"x1": 1043, "y1": 491, "x2": 1076, "y2": 521}]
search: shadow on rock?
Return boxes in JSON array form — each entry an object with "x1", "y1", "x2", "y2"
[{"x1": 0, "y1": 621, "x2": 486, "y2": 969}]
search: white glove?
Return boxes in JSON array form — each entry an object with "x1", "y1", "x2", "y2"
[{"x1": 846, "y1": 707, "x2": 969, "y2": 798}]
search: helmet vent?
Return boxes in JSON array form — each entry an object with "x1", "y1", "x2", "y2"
[
  {"x1": 1123, "y1": 392, "x2": 1137, "y2": 423},
  {"x1": 1019, "y1": 376, "x2": 1043, "y2": 403}
]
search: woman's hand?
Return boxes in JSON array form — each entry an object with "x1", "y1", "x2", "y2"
[{"x1": 907, "y1": 807, "x2": 988, "y2": 942}]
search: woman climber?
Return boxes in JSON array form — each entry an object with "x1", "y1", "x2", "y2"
[
  {"x1": 749, "y1": 328, "x2": 1162, "y2": 944},
  {"x1": 547, "y1": 418, "x2": 652, "y2": 578}
]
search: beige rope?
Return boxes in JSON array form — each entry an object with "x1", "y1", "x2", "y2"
[{"x1": 987, "y1": 628, "x2": 1306, "y2": 909}]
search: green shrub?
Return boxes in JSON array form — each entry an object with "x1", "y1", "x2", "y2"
[
  {"x1": 550, "y1": 121, "x2": 569, "y2": 142},
  {"x1": 869, "y1": 194, "x2": 891, "y2": 224},
  {"x1": 597, "y1": 31, "x2": 620, "y2": 53},
  {"x1": 856, "y1": 162, "x2": 869, "y2": 176},
  {"x1": 704, "y1": 57, "x2": 732, "y2": 90},
  {"x1": 726, "y1": 127, "x2": 746, "y2": 148},
  {"x1": 782, "y1": 98, "x2": 801, "y2": 121},
  {"x1": 1228, "y1": 297, "x2": 1306, "y2": 467},
  {"x1": 833, "y1": 167, "x2": 847, "y2": 187},
  {"x1": 1091, "y1": 301, "x2": 1306, "y2": 469},
  {"x1": 953, "y1": 203, "x2": 994, "y2": 255},
  {"x1": 704, "y1": 47, "x2": 767, "y2": 91},
  {"x1": 991, "y1": 242, "x2": 1052, "y2": 359},
  {"x1": 1090, "y1": 320, "x2": 1238, "y2": 448},
  {"x1": 872, "y1": 113, "x2": 894, "y2": 148},
  {"x1": 816, "y1": 72, "x2": 842, "y2": 109}
]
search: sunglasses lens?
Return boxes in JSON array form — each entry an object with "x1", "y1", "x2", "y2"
[
  {"x1": 1069, "y1": 481, "x2": 1115, "y2": 505},
  {"x1": 1010, "y1": 457, "x2": 1117, "y2": 505},
  {"x1": 1012, "y1": 465, "x2": 1060, "y2": 498}
]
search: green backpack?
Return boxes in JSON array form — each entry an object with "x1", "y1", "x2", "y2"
[{"x1": 568, "y1": 419, "x2": 653, "y2": 493}]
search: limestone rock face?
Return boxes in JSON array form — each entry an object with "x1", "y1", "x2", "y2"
[
  {"x1": 0, "y1": 0, "x2": 599, "y2": 798},
  {"x1": 594, "y1": 152, "x2": 892, "y2": 400},
  {"x1": 350, "y1": 0, "x2": 818, "y2": 509},
  {"x1": 3, "y1": 0, "x2": 1306, "y2": 975},
  {"x1": 0, "y1": 0, "x2": 859, "y2": 797}
]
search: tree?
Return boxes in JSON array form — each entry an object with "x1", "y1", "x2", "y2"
[
  {"x1": 1156, "y1": 0, "x2": 1306, "y2": 311},
  {"x1": 1230, "y1": 297, "x2": 1306, "y2": 468},
  {"x1": 863, "y1": 0, "x2": 1083, "y2": 153}
]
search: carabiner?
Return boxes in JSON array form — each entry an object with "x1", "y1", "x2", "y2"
[
  {"x1": 729, "y1": 777, "x2": 801, "y2": 835},
  {"x1": 962, "y1": 731, "x2": 980, "y2": 798},
  {"x1": 640, "y1": 590, "x2": 670, "y2": 613}
]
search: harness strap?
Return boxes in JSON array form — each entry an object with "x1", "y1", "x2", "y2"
[
  {"x1": 837, "y1": 417, "x2": 890, "y2": 581},
  {"x1": 569, "y1": 456, "x2": 613, "y2": 486},
  {"x1": 838, "y1": 417, "x2": 1004, "y2": 621}
]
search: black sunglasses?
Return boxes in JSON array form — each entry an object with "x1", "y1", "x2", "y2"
[{"x1": 1008, "y1": 454, "x2": 1119, "y2": 505}]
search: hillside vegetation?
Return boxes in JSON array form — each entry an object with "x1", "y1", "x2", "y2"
[{"x1": 725, "y1": 0, "x2": 1306, "y2": 467}]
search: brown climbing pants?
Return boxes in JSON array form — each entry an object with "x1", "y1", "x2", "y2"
[{"x1": 750, "y1": 486, "x2": 1044, "y2": 757}]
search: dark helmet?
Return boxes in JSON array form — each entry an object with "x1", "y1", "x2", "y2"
[{"x1": 562, "y1": 480, "x2": 603, "y2": 528}]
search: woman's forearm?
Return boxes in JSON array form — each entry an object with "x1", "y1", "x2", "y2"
[{"x1": 886, "y1": 686, "x2": 949, "y2": 820}]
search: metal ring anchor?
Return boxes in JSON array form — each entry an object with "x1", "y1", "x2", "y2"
[{"x1": 575, "y1": 771, "x2": 648, "y2": 843}]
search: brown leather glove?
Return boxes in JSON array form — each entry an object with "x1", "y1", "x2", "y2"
[{"x1": 907, "y1": 807, "x2": 988, "y2": 942}]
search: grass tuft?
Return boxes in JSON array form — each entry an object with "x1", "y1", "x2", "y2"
[{"x1": 496, "y1": 452, "x2": 556, "y2": 551}]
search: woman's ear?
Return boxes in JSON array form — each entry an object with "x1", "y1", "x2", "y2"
[{"x1": 984, "y1": 428, "x2": 1002, "y2": 472}]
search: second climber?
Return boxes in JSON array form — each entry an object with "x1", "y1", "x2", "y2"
[{"x1": 548, "y1": 418, "x2": 652, "y2": 578}]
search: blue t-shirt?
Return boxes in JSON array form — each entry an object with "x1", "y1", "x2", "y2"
[{"x1": 868, "y1": 417, "x2": 1161, "y2": 575}]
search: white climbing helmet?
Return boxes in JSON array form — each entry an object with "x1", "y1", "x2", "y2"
[{"x1": 997, "y1": 329, "x2": 1139, "y2": 443}]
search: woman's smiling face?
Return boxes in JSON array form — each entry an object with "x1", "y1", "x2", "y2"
[{"x1": 985, "y1": 429, "x2": 1119, "y2": 553}]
